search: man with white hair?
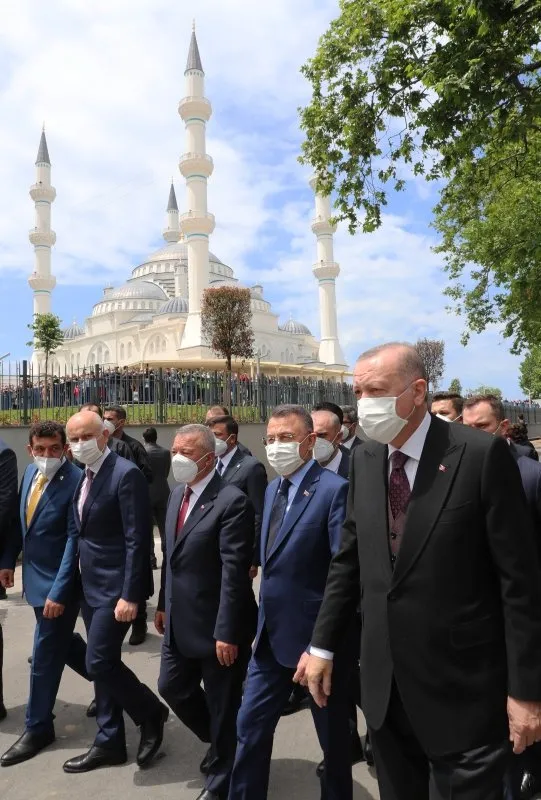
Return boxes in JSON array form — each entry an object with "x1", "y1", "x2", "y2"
[
  {"x1": 62, "y1": 411, "x2": 167, "y2": 774},
  {"x1": 156, "y1": 424, "x2": 257, "y2": 800},
  {"x1": 312, "y1": 406, "x2": 350, "y2": 479}
]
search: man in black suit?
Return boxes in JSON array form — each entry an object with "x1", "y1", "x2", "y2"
[
  {"x1": 104, "y1": 405, "x2": 153, "y2": 645},
  {"x1": 340, "y1": 405, "x2": 363, "y2": 451},
  {"x1": 155, "y1": 424, "x2": 257, "y2": 800},
  {"x1": 207, "y1": 415, "x2": 267, "y2": 577},
  {"x1": 205, "y1": 407, "x2": 252, "y2": 456},
  {"x1": 430, "y1": 392, "x2": 463, "y2": 423},
  {"x1": 312, "y1": 407, "x2": 350, "y2": 479},
  {"x1": 305, "y1": 342, "x2": 541, "y2": 800},
  {"x1": 0, "y1": 437, "x2": 17, "y2": 720},
  {"x1": 142, "y1": 426, "x2": 171, "y2": 566}
]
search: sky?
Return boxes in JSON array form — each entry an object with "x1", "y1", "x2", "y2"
[{"x1": 0, "y1": 0, "x2": 526, "y2": 397}]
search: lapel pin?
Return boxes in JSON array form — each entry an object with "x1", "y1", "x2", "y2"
[
  {"x1": 201, "y1": 504, "x2": 205, "y2": 510},
  {"x1": 59, "y1": 475, "x2": 64, "y2": 481},
  {"x1": 303, "y1": 490, "x2": 310, "y2": 496},
  {"x1": 439, "y1": 464, "x2": 447, "y2": 472}
]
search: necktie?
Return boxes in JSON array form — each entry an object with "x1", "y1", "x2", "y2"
[
  {"x1": 176, "y1": 486, "x2": 193, "y2": 537},
  {"x1": 26, "y1": 473, "x2": 48, "y2": 525},
  {"x1": 78, "y1": 468, "x2": 94, "y2": 517},
  {"x1": 217, "y1": 459, "x2": 225, "y2": 476},
  {"x1": 266, "y1": 478, "x2": 291, "y2": 557},
  {"x1": 389, "y1": 451, "x2": 411, "y2": 556}
]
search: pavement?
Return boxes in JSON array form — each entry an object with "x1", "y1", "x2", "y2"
[{"x1": 0, "y1": 553, "x2": 380, "y2": 800}]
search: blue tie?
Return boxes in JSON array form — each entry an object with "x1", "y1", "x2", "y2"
[{"x1": 266, "y1": 479, "x2": 291, "y2": 557}]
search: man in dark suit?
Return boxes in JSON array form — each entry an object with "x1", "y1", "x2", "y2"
[
  {"x1": 104, "y1": 405, "x2": 153, "y2": 645},
  {"x1": 430, "y1": 391, "x2": 464, "y2": 423},
  {"x1": 62, "y1": 411, "x2": 167, "y2": 773},
  {"x1": 0, "y1": 437, "x2": 18, "y2": 721},
  {"x1": 228, "y1": 405, "x2": 353, "y2": 800},
  {"x1": 305, "y1": 343, "x2": 541, "y2": 800},
  {"x1": 155, "y1": 424, "x2": 257, "y2": 800},
  {"x1": 205, "y1": 407, "x2": 252, "y2": 456},
  {"x1": 340, "y1": 405, "x2": 363, "y2": 451},
  {"x1": 207, "y1": 414, "x2": 267, "y2": 576},
  {"x1": 0, "y1": 422, "x2": 89, "y2": 765},
  {"x1": 312, "y1": 407, "x2": 350, "y2": 479},
  {"x1": 142, "y1": 426, "x2": 171, "y2": 564}
]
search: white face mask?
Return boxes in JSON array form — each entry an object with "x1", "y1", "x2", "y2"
[
  {"x1": 313, "y1": 436, "x2": 338, "y2": 464},
  {"x1": 435, "y1": 413, "x2": 452, "y2": 423},
  {"x1": 340, "y1": 424, "x2": 351, "y2": 442},
  {"x1": 33, "y1": 456, "x2": 63, "y2": 479},
  {"x1": 214, "y1": 436, "x2": 229, "y2": 457},
  {"x1": 172, "y1": 453, "x2": 210, "y2": 484},
  {"x1": 70, "y1": 438, "x2": 103, "y2": 466},
  {"x1": 266, "y1": 436, "x2": 310, "y2": 477},
  {"x1": 103, "y1": 419, "x2": 116, "y2": 435},
  {"x1": 357, "y1": 385, "x2": 415, "y2": 445}
]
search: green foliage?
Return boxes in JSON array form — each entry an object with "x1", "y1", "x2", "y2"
[
  {"x1": 201, "y1": 287, "x2": 255, "y2": 372},
  {"x1": 519, "y1": 347, "x2": 541, "y2": 397},
  {"x1": 448, "y1": 377, "x2": 463, "y2": 395},
  {"x1": 27, "y1": 313, "x2": 64, "y2": 356},
  {"x1": 414, "y1": 338, "x2": 445, "y2": 391},
  {"x1": 466, "y1": 384, "x2": 503, "y2": 400}
]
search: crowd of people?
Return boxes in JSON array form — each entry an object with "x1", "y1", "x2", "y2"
[{"x1": 0, "y1": 341, "x2": 541, "y2": 799}]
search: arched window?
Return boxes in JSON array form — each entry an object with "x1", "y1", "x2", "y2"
[
  {"x1": 120, "y1": 343, "x2": 125, "y2": 359},
  {"x1": 127, "y1": 342, "x2": 132, "y2": 358}
]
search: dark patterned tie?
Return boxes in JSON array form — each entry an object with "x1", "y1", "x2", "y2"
[
  {"x1": 389, "y1": 451, "x2": 410, "y2": 556},
  {"x1": 217, "y1": 459, "x2": 225, "y2": 476},
  {"x1": 266, "y1": 478, "x2": 291, "y2": 557},
  {"x1": 176, "y1": 486, "x2": 193, "y2": 538}
]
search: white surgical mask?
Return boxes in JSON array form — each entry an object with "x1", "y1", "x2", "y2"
[
  {"x1": 70, "y1": 439, "x2": 103, "y2": 466},
  {"x1": 266, "y1": 437, "x2": 309, "y2": 477},
  {"x1": 313, "y1": 436, "x2": 337, "y2": 464},
  {"x1": 172, "y1": 453, "x2": 209, "y2": 484},
  {"x1": 357, "y1": 385, "x2": 415, "y2": 445},
  {"x1": 214, "y1": 436, "x2": 229, "y2": 457},
  {"x1": 435, "y1": 413, "x2": 452, "y2": 423},
  {"x1": 340, "y1": 424, "x2": 351, "y2": 442},
  {"x1": 33, "y1": 456, "x2": 63, "y2": 479},
  {"x1": 103, "y1": 419, "x2": 116, "y2": 435}
]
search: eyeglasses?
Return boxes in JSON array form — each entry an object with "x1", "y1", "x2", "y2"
[{"x1": 262, "y1": 434, "x2": 296, "y2": 446}]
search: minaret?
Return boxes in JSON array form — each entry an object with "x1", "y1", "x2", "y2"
[
  {"x1": 28, "y1": 128, "x2": 57, "y2": 317},
  {"x1": 178, "y1": 23, "x2": 215, "y2": 349},
  {"x1": 310, "y1": 175, "x2": 346, "y2": 366},
  {"x1": 163, "y1": 180, "x2": 180, "y2": 243}
]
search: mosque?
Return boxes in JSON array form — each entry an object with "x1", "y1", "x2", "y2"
[{"x1": 28, "y1": 28, "x2": 347, "y2": 377}]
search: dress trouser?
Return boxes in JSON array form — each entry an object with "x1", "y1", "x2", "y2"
[
  {"x1": 158, "y1": 629, "x2": 250, "y2": 797},
  {"x1": 229, "y1": 628, "x2": 353, "y2": 800},
  {"x1": 152, "y1": 502, "x2": 167, "y2": 555},
  {"x1": 26, "y1": 600, "x2": 88, "y2": 734},
  {"x1": 81, "y1": 601, "x2": 162, "y2": 749},
  {"x1": 369, "y1": 682, "x2": 509, "y2": 800}
]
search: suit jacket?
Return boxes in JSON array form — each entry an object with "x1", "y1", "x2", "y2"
[
  {"x1": 144, "y1": 442, "x2": 171, "y2": 506},
  {"x1": 237, "y1": 441, "x2": 252, "y2": 457},
  {"x1": 1, "y1": 460, "x2": 82, "y2": 607},
  {"x1": 344, "y1": 435, "x2": 363, "y2": 452},
  {"x1": 119, "y1": 431, "x2": 153, "y2": 483},
  {"x1": 311, "y1": 415, "x2": 541, "y2": 756},
  {"x1": 0, "y1": 439, "x2": 17, "y2": 557},
  {"x1": 515, "y1": 441, "x2": 539, "y2": 462},
  {"x1": 158, "y1": 473, "x2": 257, "y2": 659},
  {"x1": 337, "y1": 447, "x2": 350, "y2": 480},
  {"x1": 74, "y1": 450, "x2": 152, "y2": 608},
  {"x1": 510, "y1": 443, "x2": 541, "y2": 534},
  {"x1": 220, "y1": 448, "x2": 267, "y2": 566},
  {"x1": 256, "y1": 461, "x2": 348, "y2": 668}
]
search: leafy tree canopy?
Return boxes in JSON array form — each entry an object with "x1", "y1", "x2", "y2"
[
  {"x1": 448, "y1": 377, "x2": 463, "y2": 395},
  {"x1": 415, "y1": 337, "x2": 445, "y2": 391},
  {"x1": 201, "y1": 287, "x2": 255, "y2": 372},
  {"x1": 519, "y1": 346, "x2": 541, "y2": 397}
]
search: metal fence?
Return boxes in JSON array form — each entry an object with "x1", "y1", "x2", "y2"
[{"x1": 0, "y1": 361, "x2": 355, "y2": 426}]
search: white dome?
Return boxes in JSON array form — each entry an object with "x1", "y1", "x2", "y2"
[
  {"x1": 158, "y1": 296, "x2": 189, "y2": 314},
  {"x1": 63, "y1": 321, "x2": 84, "y2": 339},
  {"x1": 140, "y1": 241, "x2": 225, "y2": 268},
  {"x1": 279, "y1": 319, "x2": 312, "y2": 335},
  {"x1": 104, "y1": 280, "x2": 168, "y2": 302}
]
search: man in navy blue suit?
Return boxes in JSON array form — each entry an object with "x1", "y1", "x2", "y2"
[
  {"x1": 0, "y1": 421, "x2": 88, "y2": 766},
  {"x1": 228, "y1": 405, "x2": 353, "y2": 800},
  {"x1": 62, "y1": 411, "x2": 167, "y2": 773}
]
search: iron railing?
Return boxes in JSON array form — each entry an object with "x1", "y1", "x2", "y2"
[{"x1": 0, "y1": 361, "x2": 355, "y2": 426}]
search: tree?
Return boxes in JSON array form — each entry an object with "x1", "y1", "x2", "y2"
[
  {"x1": 465, "y1": 385, "x2": 503, "y2": 400},
  {"x1": 201, "y1": 286, "x2": 255, "y2": 373},
  {"x1": 448, "y1": 378, "x2": 463, "y2": 395},
  {"x1": 27, "y1": 313, "x2": 64, "y2": 407},
  {"x1": 414, "y1": 338, "x2": 445, "y2": 392},
  {"x1": 300, "y1": 0, "x2": 541, "y2": 235},
  {"x1": 519, "y1": 347, "x2": 541, "y2": 398}
]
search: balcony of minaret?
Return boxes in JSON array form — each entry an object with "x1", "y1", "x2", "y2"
[
  {"x1": 179, "y1": 152, "x2": 214, "y2": 178},
  {"x1": 311, "y1": 214, "x2": 337, "y2": 236},
  {"x1": 29, "y1": 184, "x2": 56, "y2": 203},
  {"x1": 313, "y1": 260, "x2": 340, "y2": 281},
  {"x1": 179, "y1": 210, "x2": 216, "y2": 236},
  {"x1": 29, "y1": 228, "x2": 56, "y2": 247},
  {"x1": 28, "y1": 272, "x2": 56, "y2": 291},
  {"x1": 178, "y1": 96, "x2": 212, "y2": 122}
]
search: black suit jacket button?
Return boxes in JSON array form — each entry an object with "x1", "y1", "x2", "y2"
[{"x1": 388, "y1": 592, "x2": 397, "y2": 602}]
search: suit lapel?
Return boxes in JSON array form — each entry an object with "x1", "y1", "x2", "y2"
[
  {"x1": 166, "y1": 486, "x2": 184, "y2": 559},
  {"x1": 222, "y1": 449, "x2": 244, "y2": 481},
  {"x1": 21, "y1": 466, "x2": 37, "y2": 535},
  {"x1": 392, "y1": 419, "x2": 465, "y2": 587},
  {"x1": 363, "y1": 442, "x2": 393, "y2": 583},
  {"x1": 79, "y1": 454, "x2": 115, "y2": 531},
  {"x1": 261, "y1": 480, "x2": 280, "y2": 563},
  {"x1": 267, "y1": 463, "x2": 321, "y2": 561},
  {"x1": 27, "y1": 460, "x2": 70, "y2": 531},
  {"x1": 173, "y1": 473, "x2": 221, "y2": 550}
]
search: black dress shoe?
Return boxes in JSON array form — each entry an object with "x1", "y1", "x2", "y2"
[
  {"x1": 363, "y1": 733, "x2": 374, "y2": 767},
  {"x1": 86, "y1": 699, "x2": 97, "y2": 718},
  {"x1": 1, "y1": 730, "x2": 55, "y2": 766},
  {"x1": 0, "y1": 704, "x2": 6, "y2": 722},
  {"x1": 27, "y1": 655, "x2": 32, "y2": 665},
  {"x1": 520, "y1": 771, "x2": 541, "y2": 800},
  {"x1": 282, "y1": 685, "x2": 309, "y2": 717},
  {"x1": 129, "y1": 620, "x2": 147, "y2": 646},
  {"x1": 200, "y1": 746, "x2": 213, "y2": 775},
  {"x1": 136, "y1": 703, "x2": 168, "y2": 767},
  {"x1": 63, "y1": 745, "x2": 127, "y2": 773},
  {"x1": 316, "y1": 731, "x2": 366, "y2": 777},
  {"x1": 196, "y1": 790, "x2": 222, "y2": 800}
]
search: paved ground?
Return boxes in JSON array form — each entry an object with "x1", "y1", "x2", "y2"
[{"x1": 0, "y1": 559, "x2": 380, "y2": 800}]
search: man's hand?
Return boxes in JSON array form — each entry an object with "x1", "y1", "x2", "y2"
[
  {"x1": 114, "y1": 599, "x2": 138, "y2": 623},
  {"x1": 249, "y1": 566, "x2": 259, "y2": 580},
  {"x1": 0, "y1": 569, "x2": 14, "y2": 589},
  {"x1": 43, "y1": 599, "x2": 65, "y2": 619},
  {"x1": 303, "y1": 654, "x2": 333, "y2": 708},
  {"x1": 293, "y1": 652, "x2": 310, "y2": 684},
  {"x1": 154, "y1": 610, "x2": 166, "y2": 635},
  {"x1": 216, "y1": 641, "x2": 238, "y2": 667},
  {"x1": 508, "y1": 697, "x2": 541, "y2": 754}
]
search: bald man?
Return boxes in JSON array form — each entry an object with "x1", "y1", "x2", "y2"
[{"x1": 62, "y1": 412, "x2": 167, "y2": 774}]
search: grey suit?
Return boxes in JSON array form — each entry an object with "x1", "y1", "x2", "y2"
[
  {"x1": 219, "y1": 448, "x2": 267, "y2": 567},
  {"x1": 144, "y1": 443, "x2": 171, "y2": 553}
]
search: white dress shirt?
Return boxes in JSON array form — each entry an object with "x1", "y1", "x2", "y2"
[
  {"x1": 342, "y1": 436, "x2": 355, "y2": 450},
  {"x1": 184, "y1": 468, "x2": 216, "y2": 522},
  {"x1": 282, "y1": 458, "x2": 316, "y2": 514},
  {"x1": 217, "y1": 445, "x2": 238, "y2": 475},
  {"x1": 311, "y1": 411, "x2": 432, "y2": 661},
  {"x1": 322, "y1": 448, "x2": 343, "y2": 475},
  {"x1": 77, "y1": 447, "x2": 111, "y2": 519}
]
